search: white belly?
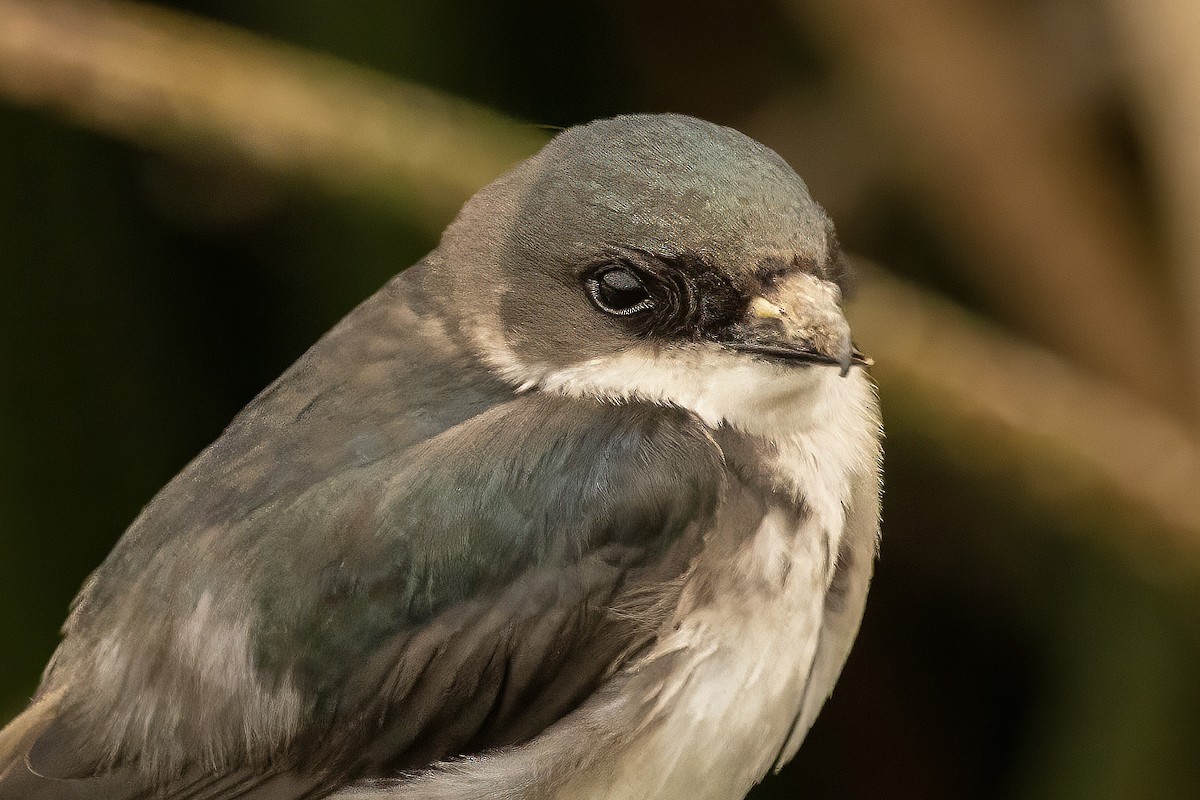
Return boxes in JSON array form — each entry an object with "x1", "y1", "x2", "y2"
[{"x1": 561, "y1": 505, "x2": 832, "y2": 800}]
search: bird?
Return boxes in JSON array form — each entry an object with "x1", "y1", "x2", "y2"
[{"x1": 0, "y1": 113, "x2": 882, "y2": 800}]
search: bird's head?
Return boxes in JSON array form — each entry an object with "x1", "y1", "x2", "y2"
[{"x1": 422, "y1": 114, "x2": 871, "y2": 433}]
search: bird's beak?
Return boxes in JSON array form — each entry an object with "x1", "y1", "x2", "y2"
[{"x1": 716, "y1": 272, "x2": 872, "y2": 377}]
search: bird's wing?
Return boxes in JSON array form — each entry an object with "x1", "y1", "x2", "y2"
[{"x1": 0, "y1": 392, "x2": 724, "y2": 800}]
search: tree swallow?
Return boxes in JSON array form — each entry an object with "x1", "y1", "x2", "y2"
[{"x1": 0, "y1": 114, "x2": 882, "y2": 800}]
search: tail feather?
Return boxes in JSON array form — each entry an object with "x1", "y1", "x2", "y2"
[
  {"x1": 0, "y1": 693, "x2": 146, "y2": 799},
  {"x1": 0, "y1": 688, "x2": 145, "y2": 799},
  {"x1": 0, "y1": 689, "x2": 122, "y2": 799},
  {"x1": 0, "y1": 693, "x2": 330, "y2": 800},
  {"x1": 0, "y1": 688, "x2": 62, "y2": 776}
]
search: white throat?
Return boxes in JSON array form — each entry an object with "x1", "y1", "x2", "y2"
[{"x1": 525, "y1": 344, "x2": 881, "y2": 529}]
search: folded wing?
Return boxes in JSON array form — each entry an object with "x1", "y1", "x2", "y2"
[{"x1": 0, "y1": 393, "x2": 724, "y2": 800}]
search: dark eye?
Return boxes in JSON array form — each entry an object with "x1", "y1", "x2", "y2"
[{"x1": 584, "y1": 265, "x2": 655, "y2": 316}]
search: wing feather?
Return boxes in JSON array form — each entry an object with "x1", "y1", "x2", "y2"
[{"x1": 0, "y1": 390, "x2": 721, "y2": 800}]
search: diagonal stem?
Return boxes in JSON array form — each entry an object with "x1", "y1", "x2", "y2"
[{"x1": 0, "y1": 0, "x2": 546, "y2": 232}]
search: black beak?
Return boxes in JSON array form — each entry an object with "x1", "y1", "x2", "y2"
[
  {"x1": 714, "y1": 272, "x2": 872, "y2": 378},
  {"x1": 724, "y1": 342, "x2": 873, "y2": 377}
]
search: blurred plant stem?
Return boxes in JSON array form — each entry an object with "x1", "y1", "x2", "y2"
[
  {"x1": 0, "y1": 0, "x2": 547, "y2": 232},
  {"x1": 1105, "y1": 0, "x2": 1200, "y2": 422},
  {"x1": 0, "y1": 0, "x2": 1196, "y2": 569},
  {"x1": 853, "y1": 265, "x2": 1200, "y2": 578},
  {"x1": 781, "y1": 0, "x2": 1193, "y2": 420}
]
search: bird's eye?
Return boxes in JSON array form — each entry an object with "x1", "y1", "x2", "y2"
[{"x1": 585, "y1": 265, "x2": 655, "y2": 316}]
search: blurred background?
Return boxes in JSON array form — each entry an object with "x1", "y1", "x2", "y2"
[{"x1": 1, "y1": 0, "x2": 1199, "y2": 797}]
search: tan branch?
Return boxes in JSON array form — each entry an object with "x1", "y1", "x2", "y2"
[
  {"x1": 0, "y1": 0, "x2": 546, "y2": 231},
  {"x1": 783, "y1": 0, "x2": 1189, "y2": 417},
  {"x1": 852, "y1": 264, "x2": 1200, "y2": 572},
  {"x1": 1105, "y1": 0, "x2": 1200, "y2": 419}
]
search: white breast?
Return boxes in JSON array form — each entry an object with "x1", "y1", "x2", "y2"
[
  {"x1": 539, "y1": 351, "x2": 879, "y2": 800},
  {"x1": 558, "y1": 502, "x2": 831, "y2": 800}
]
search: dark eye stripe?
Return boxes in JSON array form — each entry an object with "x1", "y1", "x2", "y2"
[{"x1": 578, "y1": 248, "x2": 742, "y2": 338}]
